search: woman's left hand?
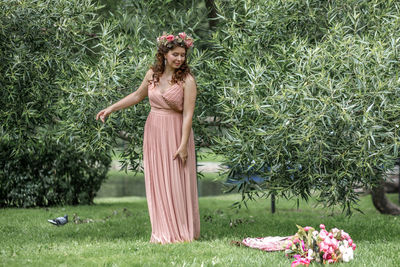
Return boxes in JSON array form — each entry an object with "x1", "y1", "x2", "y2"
[{"x1": 173, "y1": 146, "x2": 188, "y2": 165}]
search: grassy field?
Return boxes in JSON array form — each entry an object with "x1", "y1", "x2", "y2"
[
  {"x1": 1, "y1": 194, "x2": 400, "y2": 266},
  {"x1": 105, "y1": 169, "x2": 227, "y2": 181}
]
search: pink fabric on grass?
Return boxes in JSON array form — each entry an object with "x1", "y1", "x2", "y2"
[
  {"x1": 143, "y1": 82, "x2": 200, "y2": 244},
  {"x1": 242, "y1": 236, "x2": 292, "y2": 251}
]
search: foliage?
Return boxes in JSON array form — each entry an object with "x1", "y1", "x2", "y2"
[
  {"x1": 0, "y1": 0, "x2": 218, "y2": 207},
  {"x1": 3, "y1": 0, "x2": 399, "y2": 214},
  {"x1": 85, "y1": 0, "x2": 218, "y2": 170},
  {"x1": 209, "y1": 0, "x2": 400, "y2": 214},
  {"x1": 0, "y1": 0, "x2": 113, "y2": 207},
  {"x1": 0, "y1": 139, "x2": 110, "y2": 207}
]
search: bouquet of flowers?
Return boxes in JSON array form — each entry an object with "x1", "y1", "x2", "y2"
[{"x1": 285, "y1": 224, "x2": 356, "y2": 266}]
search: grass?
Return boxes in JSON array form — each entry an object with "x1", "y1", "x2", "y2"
[
  {"x1": 1, "y1": 194, "x2": 400, "y2": 266},
  {"x1": 106, "y1": 169, "x2": 228, "y2": 182}
]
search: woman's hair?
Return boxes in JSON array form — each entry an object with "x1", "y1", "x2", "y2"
[{"x1": 150, "y1": 40, "x2": 193, "y2": 85}]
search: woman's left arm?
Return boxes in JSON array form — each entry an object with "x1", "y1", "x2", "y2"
[{"x1": 173, "y1": 75, "x2": 197, "y2": 164}]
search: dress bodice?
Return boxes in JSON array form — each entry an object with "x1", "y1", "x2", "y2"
[{"x1": 148, "y1": 82, "x2": 184, "y2": 113}]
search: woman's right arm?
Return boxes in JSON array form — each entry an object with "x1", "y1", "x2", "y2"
[{"x1": 96, "y1": 69, "x2": 153, "y2": 123}]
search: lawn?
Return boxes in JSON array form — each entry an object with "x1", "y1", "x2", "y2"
[{"x1": 1, "y1": 194, "x2": 400, "y2": 266}]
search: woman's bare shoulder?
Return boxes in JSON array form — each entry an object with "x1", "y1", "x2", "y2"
[
  {"x1": 146, "y1": 68, "x2": 154, "y2": 78},
  {"x1": 183, "y1": 73, "x2": 196, "y2": 86}
]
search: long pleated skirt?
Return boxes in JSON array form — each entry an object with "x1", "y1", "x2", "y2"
[{"x1": 143, "y1": 108, "x2": 200, "y2": 244}]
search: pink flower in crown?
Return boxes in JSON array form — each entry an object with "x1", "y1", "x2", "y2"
[
  {"x1": 178, "y1": 32, "x2": 187, "y2": 39},
  {"x1": 320, "y1": 224, "x2": 325, "y2": 230},
  {"x1": 184, "y1": 38, "x2": 194, "y2": 48},
  {"x1": 157, "y1": 35, "x2": 167, "y2": 45},
  {"x1": 166, "y1": 34, "x2": 175, "y2": 42},
  {"x1": 304, "y1": 226, "x2": 311, "y2": 231}
]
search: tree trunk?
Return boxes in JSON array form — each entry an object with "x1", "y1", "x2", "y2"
[
  {"x1": 205, "y1": 0, "x2": 218, "y2": 29},
  {"x1": 371, "y1": 180, "x2": 400, "y2": 215}
]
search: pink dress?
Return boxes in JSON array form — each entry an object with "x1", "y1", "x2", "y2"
[{"x1": 143, "y1": 81, "x2": 200, "y2": 244}]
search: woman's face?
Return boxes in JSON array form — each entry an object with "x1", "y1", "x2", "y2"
[{"x1": 165, "y1": 46, "x2": 186, "y2": 69}]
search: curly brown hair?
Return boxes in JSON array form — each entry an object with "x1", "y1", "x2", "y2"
[{"x1": 150, "y1": 40, "x2": 193, "y2": 85}]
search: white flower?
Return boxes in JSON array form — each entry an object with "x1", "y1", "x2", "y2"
[
  {"x1": 307, "y1": 248, "x2": 314, "y2": 260},
  {"x1": 342, "y1": 247, "x2": 354, "y2": 262}
]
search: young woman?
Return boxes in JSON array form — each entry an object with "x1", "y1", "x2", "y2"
[{"x1": 96, "y1": 32, "x2": 200, "y2": 244}]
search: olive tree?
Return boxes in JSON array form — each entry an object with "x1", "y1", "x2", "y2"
[
  {"x1": 208, "y1": 0, "x2": 400, "y2": 214},
  {"x1": 0, "y1": 0, "x2": 216, "y2": 207},
  {"x1": 0, "y1": 0, "x2": 116, "y2": 207}
]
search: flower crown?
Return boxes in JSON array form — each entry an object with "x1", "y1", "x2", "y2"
[{"x1": 156, "y1": 32, "x2": 194, "y2": 49}]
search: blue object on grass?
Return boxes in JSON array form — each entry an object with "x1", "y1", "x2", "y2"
[{"x1": 48, "y1": 215, "x2": 68, "y2": 226}]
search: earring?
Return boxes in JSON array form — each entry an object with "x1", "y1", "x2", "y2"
[{"x1": 164, "y1": 59, "x2": 167, "y2": 65}]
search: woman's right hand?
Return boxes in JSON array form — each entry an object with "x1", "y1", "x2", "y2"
[{"x1": 96, "y1": 107, "x2": 113, "y2": 123}]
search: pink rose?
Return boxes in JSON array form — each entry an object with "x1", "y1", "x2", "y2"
[
  {"x1": 324, "y1": 237, "x2": 331, "y2": 246},
  {"x1": 184, "y1": 39, "x2": 193, "y2": 47},
  {"x1": 319, "y1": 231, "x2": 327, "y2": 240},
  {"x1": 319, "y1": 242, "x2": 328, "y2": 252},
  {"x1": 323, "y1": 252, "x2": 332, "y2": 260},
  {"x1": 328, "y1": 233, "x2": 333, "y2": 239},
  {"x1": 348, "y1": 239, "x2": 353, "y2": 246},
  {"x1": 341, "y1": 231, "x2": 350, "y2": 240},
  {"x1": 304, "y1": 226, "x2": 311, "y2": 231},
  {"x1": 291, "y1": 258, "x2": 310, "y2": 267},
  {"x1": 320, "y1": 224, "x2": 325, "y2": 230},
  {"x1": 166, "y1": 35, "x2": 175, "y2": 42},
  {"x1": 178, "y1": 32, "x2": 187, "y2": 39},
  {"x1": 332, "y1": 239, "x2": 339, "y2": 250},
  {"x1": 352, "y1": 243, "x2": 356, "y2": 250}
]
